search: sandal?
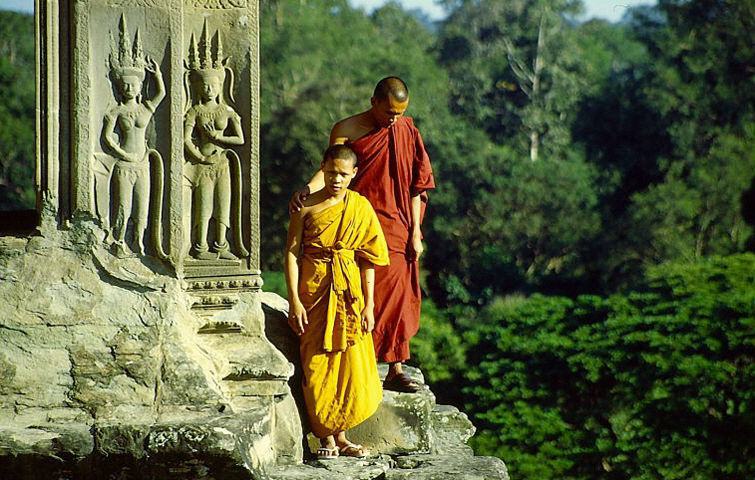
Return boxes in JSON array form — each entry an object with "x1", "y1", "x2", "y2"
[
  {"x1": 339, "y1": 443, "x2": 368, "y2": 458},
  {"x1": 383, "y1": 373, "x2": 420, "y2": 393},
  {"x1": 316, "y1": 446, "x2": 339, "y2": 460}
]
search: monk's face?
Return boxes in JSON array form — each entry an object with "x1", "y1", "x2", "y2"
[
  {"x1": 321, "y1": 157, "x2": 357, "y2": 197},
  {"x1": 370, "y1": 95, "x2": 409, "y2": 128}
]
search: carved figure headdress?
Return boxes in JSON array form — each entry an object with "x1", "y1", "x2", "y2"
[
  {"x1": 109, "y1": 14, "x2": 147, "y2": 81},
  {"x1": 185, "y1": 19, "x2": 236, "y2": 109}
]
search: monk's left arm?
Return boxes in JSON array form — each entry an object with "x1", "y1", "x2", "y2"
[
  {"x1": 408, "y1": 194, "x2": 424, "y2": 261},
  {"x1": 359, "y1": 259, "x2": 376, "y2": 333}
]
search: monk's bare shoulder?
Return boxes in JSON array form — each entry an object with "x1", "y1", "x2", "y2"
[
  {"x1": 298, "y1": 189, "x2": 334, "y2": 220},
  {"x1": 292, "y1": 195, "x2": 319, "y2": 220},
  {"x1": 330, "y1": 111, "x2": 374, "y2": 144}
]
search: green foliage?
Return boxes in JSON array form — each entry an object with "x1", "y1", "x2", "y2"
[
  {"x1": 259, "y1": 0, "x2": 451, "y2": 270},
  {"x1": 425, "y1": 139, "x2": 602, "y2": 303},
  {"x1": 464, "y1": 254, "x2": 755, "y2": 480},
  {"x1": 409, "y1": 298, "x2": 467, "y2": 386},
  {"x1": 0, "y1": 10, "x2": 35, "y2": 211},
  {"x1": 4, "y1": 4, "x2": 754, "y2": 477},
  {"x1": 569, "y1": 0, "x2": 755, "y2": 291},
  {"x1": 439, "y1": 0, "x2": 587, "y2": 158},
  {"x1": 262, "y1": 270, "x2": 288, "y2": 298}
]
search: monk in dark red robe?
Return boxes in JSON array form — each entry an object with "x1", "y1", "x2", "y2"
[
  {"x1": 346, "y1": 116, "x2": 434, "y2": 365},
  {"x1": 292, "y1": 77, "x2": 435, "y2": 392}
]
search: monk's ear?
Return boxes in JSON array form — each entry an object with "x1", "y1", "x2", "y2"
[
  {"x1": 351, "y1": 166, "x2": 358, "y2": 177},
  {"x1": 370, "y1": 96, "x2": 377, "y2": 108}
]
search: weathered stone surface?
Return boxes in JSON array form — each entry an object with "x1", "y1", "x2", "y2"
[
  {"x1": 266, "y1": 453, "x2": 509, "y2": 480},
  {"x1": 266, "y1": 456, "x2": 392, "y2": 480},
  {"x1": 1, "y1": 240, "x2": 508, "y2": 478},
  {"x1": 0, "y1": 224, "x2": 298, "y2": 477},
  {"x1": 346, "y1": 383, "x2": 434, "y2": 455},
  {"x1": 271, "y1": 394, "x2": 304, "y2": 465},
  {"x1": 0, "y1": 424, "x2": 94, "y2": 459},
  {"x1": 387, "y1": 454, "x2": 510, "y2": 480},
  {"x1": 430, "y1": 404, "x2": 476, "y2": 455}
]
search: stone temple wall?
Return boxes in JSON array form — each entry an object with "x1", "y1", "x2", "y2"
[
  {"x1": 0, "y1": 217, "x2": 300, "y2": 478},
  {"x1": 0, "y1": 1, "x2": 508, "y2": 478}
]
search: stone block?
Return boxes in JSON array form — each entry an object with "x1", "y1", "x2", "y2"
[
  {"x1": 0, "y1": 424, "x2": 94, "y2": 459},
  {"x1": 266, "y1": 453, "x2": 509, "y2": 480},
  {"x1": 430, "y1": 404, "x2": 476, "y2": 455},
  {"x1": 387, "y1": 454, "x2": 510, "y2": 480},
  {"x1": 345, "y1": 387, "x2": 434, "y2": 455},
  {"x1": 266, "y1": 456, "x2": 392, "y2": 480}
]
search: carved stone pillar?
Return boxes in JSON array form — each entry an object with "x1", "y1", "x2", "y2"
[
  {"x1": 63, "y1": 0, "x2": 288, "y2": 412},
  {"x1": 67, "y1": 0, "x2": 261, "y2": 285}
]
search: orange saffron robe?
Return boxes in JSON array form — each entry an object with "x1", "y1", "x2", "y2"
[
  {"x1": 298, "y1": 190, "x2": 390, "y2": 438},
  {"x1": 348, "y1": 116, "x2": 435, "y2": 363}
]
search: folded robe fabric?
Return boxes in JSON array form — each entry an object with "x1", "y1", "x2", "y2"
[
  {"x1": 298, "y1": 190, "x2": 390, "y2": 438},
  {"x1": 347, "y1": 116, "x2": 435, "y2": 363}
]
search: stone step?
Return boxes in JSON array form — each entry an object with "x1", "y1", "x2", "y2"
[
  {"x1": 303, "y1": 365, "x2": 475, "y2": 457},
  {"x1": 265, "y1": 453, "x2": 509, "y2": 480},
  {"x1": 262, "y1": 293, "x2": 478, "y2": 458},
  {"x1": 196, "y1": 332, "x2": 295, "y2": 398}
]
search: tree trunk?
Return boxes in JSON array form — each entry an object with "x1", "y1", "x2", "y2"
[{"x1": 529, "y1": 14, "x2": 546, "y2": 162}]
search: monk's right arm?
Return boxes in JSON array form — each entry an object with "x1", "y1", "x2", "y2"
[
  {"x1": 306, "y1": 170, "x2": 325, "y2": 192},
  {"x1": 289, "y1": 170, "x2": 324, "y2": 213},
  {"x1": 284, "y1": 212, "x2": 308, "y2": 335}
]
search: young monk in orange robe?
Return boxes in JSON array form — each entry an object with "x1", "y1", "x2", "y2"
[
  {"x1": 291, "y1": 77, "x2": 435, "y2": 392},
  {"x1": 285, "y1": 145, "x2": 390, "y2": 460}
]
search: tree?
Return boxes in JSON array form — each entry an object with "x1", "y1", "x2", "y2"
[
  {"x1": 464, "y1": 254, "x2": 755, "y2": 480},
  {"x1": 0, "y1": 10, "x2": 35, "y2": 211},
  {"x1": 259, "y1": 0, "x2": 452, "y2": 270},
  {"x1": 438, "y1": 0, "x2": 586, "y2": 161}
]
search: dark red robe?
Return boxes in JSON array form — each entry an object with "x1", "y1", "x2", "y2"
[{"x1": 348, "y1": 116, "x2": 435, "y2": 363}]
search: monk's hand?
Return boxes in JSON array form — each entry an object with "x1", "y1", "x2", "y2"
[
  {"x1": 361, "y1": 303, "x2": 375, "y2": 334},
  {"x1": 288, "y1": 186, "x2": 311, "y2": 214},
  {"x1": 288, "y1": 300, "x2": 308, "y2": 336},
  {"x1": 407, "y1": 230, "x2": 424, "y2": 262}
]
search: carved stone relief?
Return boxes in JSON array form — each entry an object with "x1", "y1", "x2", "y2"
[
  {"x1": 94, "y1": 15, "x2": 166, "y2": 258},
  {"x1": 189, "y1": 0, "x2": 248, "y2": 9},
  {"x1": 183, "y1": 20, "x2": 249, "y2": 262},
  {"x1": 108, "y1": 0, "x2": 160, "y2": 6}
]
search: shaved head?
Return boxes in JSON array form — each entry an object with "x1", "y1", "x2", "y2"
[
  {"x1": 323, "y1": 144, "x2": 358, "y2": 167},
  {"x1": 373, "y1": 76, "x2": 409, "y2": 103}
]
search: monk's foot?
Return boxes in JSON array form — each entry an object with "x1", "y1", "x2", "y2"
[
  {"x1": 317, "y1": 437, "x2": 339, "y2": 460},
  {"x1": 316, "y1": 446, "x2": 339, "y2": 460},
  {"x1": 383, "y1": 372, "x2": 420, "y2": 393},
  {"x1": 338, "y1": 442, "x2": 368, "y2": 458}
]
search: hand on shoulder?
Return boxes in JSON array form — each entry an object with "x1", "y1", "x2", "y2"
[{"x1": 288, "y1": 185, "x2": 311, "y2": 214}]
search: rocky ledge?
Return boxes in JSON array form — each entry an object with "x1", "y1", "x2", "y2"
[{"x1": 0, "y1": 227, "x2": 508, "y2": 480}]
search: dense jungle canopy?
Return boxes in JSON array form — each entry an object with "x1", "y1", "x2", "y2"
[{"x1": 1, "y1": 1, "x2": 753, "y2": 478}]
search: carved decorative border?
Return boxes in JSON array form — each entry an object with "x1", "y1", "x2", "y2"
[{"x1": 189, "y1": 0, "x2": 247, "y2": 9}]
